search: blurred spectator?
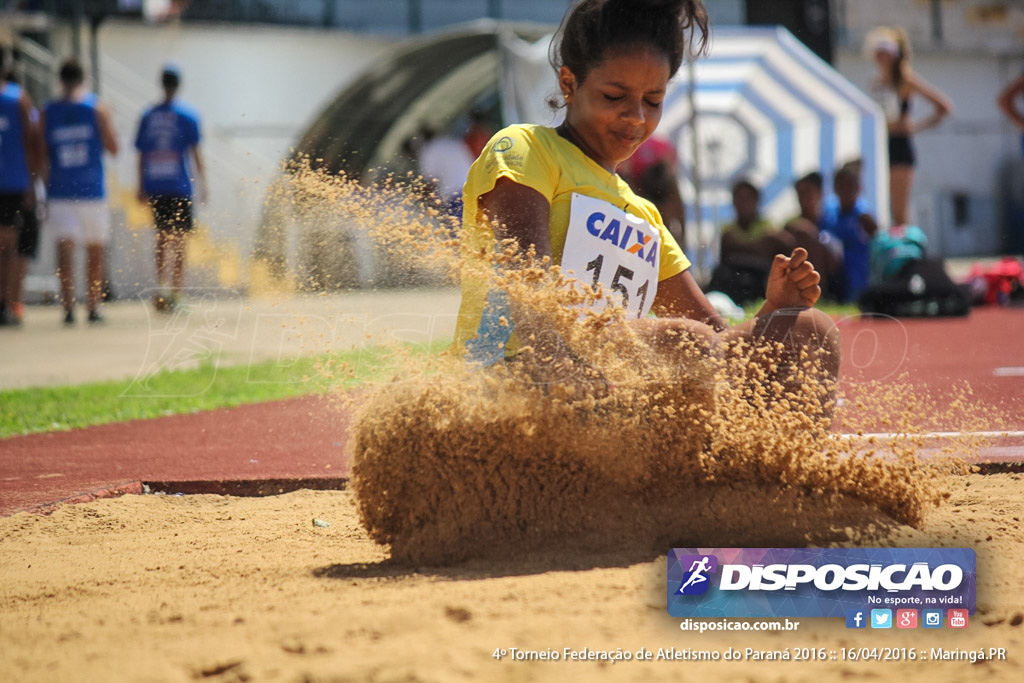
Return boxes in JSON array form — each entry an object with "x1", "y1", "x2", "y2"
[
  {"x1": 0, "y1": 61, "x2": 42, "y2": 327},
  {"x1": 997, "y1": 70, "x2": 1024, "y2": 252},
  {"x1": 865, "y1": 26, "x2": 952, "y2": 227},
  {"x1": 135, "y1": 64, "x2": 205, "y2": 313},
  {"x1": 997, "y1": 71, "x2": 1024, "y2": 146},
  {"x1": 707, "y1": 179, "x2": 791, "y2": 305},
  {"x1": 785, "y1": 171, "x2": 842, "y2": 301},
  {"x1": 617, "y1": 135, "x2": 686, "y2": 248},
  {"x1": 419, "y1": 125, "x2": 474, "y2": 223},
  {"x1": 820, "y1": 162, "x2": 878, "y2": 303},
  {"x1": 463, "y1": 109, "x2": 494, "y2": 159},
  {"x1": 43, "y1": 58, "x2": 119, "y2": 325}
]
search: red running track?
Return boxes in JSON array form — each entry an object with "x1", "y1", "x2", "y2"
[{"x1": 1, "y1": 307, "x2": 1021, "y2": 516}]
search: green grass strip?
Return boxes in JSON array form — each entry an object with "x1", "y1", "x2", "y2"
[
  {"x1": 741, "y1": 300, "x2": 862, "y2": 320},
  {"x1": 2, "y1": 303, "x2": 857, "y2": 439},
  {"x1": 0, "y1": 341, "x2": 448, "y2": 438}
]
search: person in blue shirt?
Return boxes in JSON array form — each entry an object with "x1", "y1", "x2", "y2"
[
  {"x1": 135, "y1": 64, "x2": 205, "y2": 313},
  {"x1": 0, "y1": 57, "x2": 43, "y2": 327},
  {"x1": 819, "y1": 162, "x2": 878, "y2": 303},
  {"x1": 42, "y1": 58, "x2": 119, "y2": 325}
]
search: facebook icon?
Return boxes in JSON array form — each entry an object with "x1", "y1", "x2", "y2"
[{"x1": 845, "y1": 609, "x2": 867, "y2": 629}]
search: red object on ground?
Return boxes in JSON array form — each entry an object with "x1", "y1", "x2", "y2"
[
  {"x1": 963, "y1": 257, "x2": 1024, "y2": 306},
  {"x1": 1, "y1": 308, "x2": 1021, "y2": 516}
]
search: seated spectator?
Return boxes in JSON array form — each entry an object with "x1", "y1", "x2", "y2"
[
  {"x1": 707, "y1": 179, "x2": 791, "y2": 305},
  {"x1": 784, "y1": 171, "x2": 843, "y2": 301},
  {"x1": 618, "y1": 135, "x2": 686, "y2": 248},
  {"x1": 819, "y1": 162, "x2": 878, "y2": 302}
]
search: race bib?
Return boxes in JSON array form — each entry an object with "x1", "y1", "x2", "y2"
[
  {"x1": 147, "y1": 150, "x2": 180, "y2": 179},
  {"x1": 57, "y1": 142, "x2": 88, "y2": 169},
  {"x1": 560, "y1": 193, "x2": 660, "y2": 319}
]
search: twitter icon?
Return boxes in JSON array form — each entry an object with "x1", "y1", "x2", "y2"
[{"x1": 870, "y1": 609, "x2": 893, "y2": 629}]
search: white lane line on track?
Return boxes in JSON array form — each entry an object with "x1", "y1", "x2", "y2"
[
  {"x1": 836, "y1": 431, "x2": 1024, "y2": 441},
  {"x1": 993, "y1": 367, "x2": 1024, "y2": 377}
]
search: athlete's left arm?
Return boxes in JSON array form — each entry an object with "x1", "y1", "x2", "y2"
[
  {"x1": 908, "y1": 72, "x2": 952, "y2": 134},
  {"x1": 651, "y1": 270, "x2": 727, "y2": 331},
  {"x1": 18, "y1": 92, "x2": 43, "y2": 205},
  {"x1": 997, "y1": 74, "x2": 1024, "y2": 130},
  {"x1": 95, "y1": 102, "x2": 119, "y2": 156}
]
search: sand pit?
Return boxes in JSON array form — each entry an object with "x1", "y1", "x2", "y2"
[{"x1": 0, "y1": 474, "x2": 1021, "y2": 682}]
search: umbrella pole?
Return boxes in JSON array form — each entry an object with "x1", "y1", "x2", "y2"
[{"x1": 685, "y1": 59, "x2": 709, "y2": 285}]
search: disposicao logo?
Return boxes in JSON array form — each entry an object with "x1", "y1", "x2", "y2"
[
  {"x1": 675, "y1": 555, "x2": 718, "y2": 596},
  {"x1": 666, "y1": 548, "x2": 976, "y2": 619}
]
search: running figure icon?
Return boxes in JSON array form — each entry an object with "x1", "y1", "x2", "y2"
[{"x1": 678, "y1": 556, "x2": 713, "y2": 594}]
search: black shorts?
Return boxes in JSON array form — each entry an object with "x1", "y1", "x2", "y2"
[
  {"x1": 16, "y1": 205, "x2": 39, "y2": 258},
  {"x1": 888, "y1": 135, "x2": 916, "y2": 167},
  {"x1": 150, "y1": 195, "x2": 194, "y2": 233},
  {"x1": 0, "y1": 192, "x2": 25, "y2": 227}
]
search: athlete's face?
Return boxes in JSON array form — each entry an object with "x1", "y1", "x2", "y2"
[
  {"x1": 873, "y1": 48, "x2": 896, "y2": 71},
  {"x1": 560, "y1": 45, "x2": 671, "y2": 172}
]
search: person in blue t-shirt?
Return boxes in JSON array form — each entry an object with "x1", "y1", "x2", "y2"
[
  {"x1": 42, "y1": 58, "x2": 120, "y2": 325},
  {"x1": 819, "y1": 162, "x2": 879, "y2": 303},
  {"x1": 0, "y1": 57, "x2": 43, "y2": 327},
  {"x1": 135, "y1": 64, "x2": 205, "y2": 313}
]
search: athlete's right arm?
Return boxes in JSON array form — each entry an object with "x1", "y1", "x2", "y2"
[
  {"x1": 478, "y1": 177, "x2": 551, "y2": 259},
  {"x1": 478, "y1": 177, "x2": 558, "y2": 345},
  {"x1": 478, "y1": 177, "x2": 608, "y2": 396},
  {"x1": 136, "y1": 154, "x2": 147, "y2": 204}
]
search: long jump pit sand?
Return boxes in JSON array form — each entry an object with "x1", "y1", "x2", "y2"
[
  {"x1": 3, "y1": 162, "x2": 1022, "y2": 682},
  {"x1": 0, "y1": 453, "x2": 1021, "y2": 681}
]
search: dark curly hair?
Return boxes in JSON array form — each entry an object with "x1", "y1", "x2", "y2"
[
  {"x1": 550, "y1": 0, "x2": 710, "y2": 85},
  {"x1": 58, "y1": 58, "x2": 85, "y2": 87}
]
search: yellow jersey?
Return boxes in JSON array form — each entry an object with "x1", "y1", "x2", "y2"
[{"x1": 453, "y1": 124, "x2": 690, "y2": 362}]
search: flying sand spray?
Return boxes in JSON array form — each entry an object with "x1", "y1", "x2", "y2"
[{"x1": 272, "y1": 156, "x2": 988, "y2": 566}]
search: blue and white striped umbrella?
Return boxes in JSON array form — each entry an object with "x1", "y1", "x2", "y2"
[{"x1": 659, "y1": 26, "x2": 889, "y2": 252}]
